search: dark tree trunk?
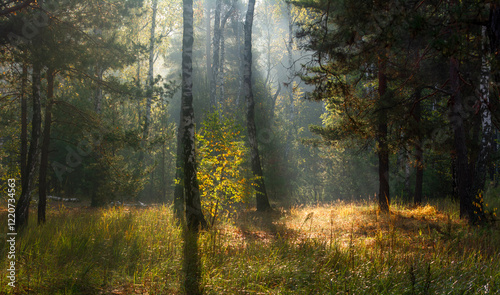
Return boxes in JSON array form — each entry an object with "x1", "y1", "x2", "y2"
[
  {"x1": 243, "y1": 0, "x2": 272, "y2": 211},
  {"x1": 181, "y1": 0, "x2": 207, "y2": 231},
  {"x1": 21, "y1": 63, "x2": 28, "y2": 183},
  {"x1": 174, "y1": 112, "x2": 185, "y2": 220},
  {"x1": 95, "y1": 66, "x2": 103, "y2": 114},
  {"x1": 449, "y1": 57, "x2": 484, "y2": 223},
  {"x1": 377, "y1": 56, "x2": 390, "y2": 212},
  {"x1": 414, "y1": 88, "x2": 423, "y2": 206},
  {"x1": 16, "y1": 62, "x2": 42, "y2": 230},
  {"x1": 38, "y1": 69, "x2": 55, "y2": 224}
]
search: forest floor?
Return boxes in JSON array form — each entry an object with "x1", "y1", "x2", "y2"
[{"x1": 0, "y1": 199, "x2": 499, "y2": 294}]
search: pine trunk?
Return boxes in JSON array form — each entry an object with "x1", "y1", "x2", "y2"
[
  {"x1": 95, "y1": 66, "x2": 103, "y2": 114},
  {"x1": 414, "y1": 89, "x2": 423, "y2": 206},
  {"x1": 377, "y1": 56, "x2": 390, "y2": 212},
  {"x1": 449, "y1": 57, "x2": 484, "y2": 223},
  {"x1": 38, "y1": 69, "x2": 55, "y2": 224},
  {"x1": 20, "y1": 63, "x2": 27, "y2": 183},
  {"x1": 16, "y1": 62, "x2": 42, "y2": 230},
  {"x1": 243, "y1": 0, "x2": 272, "y2": 211}
]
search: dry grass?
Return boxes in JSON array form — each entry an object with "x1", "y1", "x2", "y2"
[{"x1": 0, "y1": 200, "x2": 499, "y2": 294}]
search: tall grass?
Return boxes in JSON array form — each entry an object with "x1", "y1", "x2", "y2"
[
  {"x1": 0, "y1": 200, "x2": 499, "y2": 294},
  {"x1": 0, "y1": 205, "x2": 182, "y2": 294}
]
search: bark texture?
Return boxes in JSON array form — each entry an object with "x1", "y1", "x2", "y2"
[
  {"x1": 449, "y1": 57, "x2": 484, "y2": 223},
  {"x1": 38, "y1": 69, "x2": 55, "y2": 224},
  {"x1": 181, "y1": 0, "x2": 207, "y2": 230},
  {"x1": 472, "y1": 25, "x2": 492, "y2": 202},
  {"x1": 377, "y1": 56, "x2": 390, "y2": 212},
  {"x1": 243, "y1": 0, "x2": 272, "y2": 211},
  {"x1": 414, "y1": 89, "x2": 423, "y2": 206},
  {"x1": 16, "y1": 62, "x2": 42, "y2": 230},
  {"x1": 21, "y1": 63, "x2": 27, "y2": 183}
]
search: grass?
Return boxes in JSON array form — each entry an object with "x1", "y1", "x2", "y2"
[{"x1": 0, "y1": 199, "x2": 499, "y2": 294}]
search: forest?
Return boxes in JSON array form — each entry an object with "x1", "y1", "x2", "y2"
[{"x1": 0, "y1": 0, "x2": 499, "y2": 294}]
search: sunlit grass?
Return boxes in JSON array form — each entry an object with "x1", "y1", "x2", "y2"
[{"x1": 0, "y1": 199, "x2": 499, "y2": 294}]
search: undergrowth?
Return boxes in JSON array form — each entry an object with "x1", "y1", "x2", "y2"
[{"x1": 0, "y1": 200, "x2": 499, "y2": 294}]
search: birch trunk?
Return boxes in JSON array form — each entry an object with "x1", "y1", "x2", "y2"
[
  {"x1": 473, "y1": 25, "x2": 493, "y2": 200},
  {"x1": 180, "y1": 0, "x2": 207, "y2": 230}
]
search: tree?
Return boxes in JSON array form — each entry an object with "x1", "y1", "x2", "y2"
[
  {"x1": 197, "y1": 112, "x2": 252, "y2": 226},
  {"x1": 143, "y1": 0, "x2": 158, "y2": 140},
  {"x1": 16, "y1": 58, "x2": 41, "y2": 230},
  {"x1": 177, "y1": 0, "x2": 207, "y2": 230},
  {"x1": 243, "y1": 0, "x2": 272, "y2": 211},
  {"x1": 38, "y1": 69, "x2": 55, "y2": 224},
  {"x1": 292, "y1": 0, "x2": 403, "y2": 212}
]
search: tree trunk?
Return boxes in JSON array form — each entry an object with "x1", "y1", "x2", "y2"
[
  {"x1": 472, "y1": 25, "x2": 493, "y2": 200},
  {"x1": 144, "y1": 0, "x2": 158, "y2": 140},
  {"x1": 38, "y1": 69, "x2": 55, "y2": 224},
  {"x1": 377, "y1": 55, "x2": 390, "y2": 212},
  {"x1": 234, "y1": 6, "x2": 242, "y2": 107},
  {"x1": 20, "y1": 63, "x2": 28, "y2": 183},
  {"x1": 205, "y1": 1, "x2": 211, "y2": 87},
  {"x1": 161, "y1": 139, "x2": 166, "y2": 203},
  {"x1": 210, "y1": 0, "x2": 221, "y2": 111},
  {"x1": 136, "y1": 60, "x2": 142, "y2": 125},
  {"x1": 286, "y1": 2, "x2": 295, "y2": 158},
  {"x1": 414, "y1": 88, "x2": 423, "y2": 206},
  {"x1": 219, "y1": 29, "x2": 226, "y2": 110},
  {"x1": 244, "y1": 0, "x2": 272, "y2": 211},
  {"x1": 449, "y1": 56, "x2": 484, "y2": 223},
  {"x1": 174, "y1": 108, "x2": 185, "y2": 220},
  {"x1": 218, "y1": 3, "x2": 233, "y2": 111},
  {"x1": 95, "y1": 65, "x2": 103, "y2": 114},
  {"x1": 16, "y1": 62, "x2": 42, "y2": 230},
  {"x1": 269, "y1": 84, "x2": 281, "y2": 121},
  {"x1": 181, "y1": 0, "x2": 207, "y2": 231}
]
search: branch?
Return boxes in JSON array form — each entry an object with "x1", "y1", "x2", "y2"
[{"x1": 0, "y1": 0, "x2": 35, "y2": 17}]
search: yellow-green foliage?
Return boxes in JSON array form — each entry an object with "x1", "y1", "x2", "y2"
[{"x1": 197, "y1": 112, "x2": 253, "y2": 225}]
